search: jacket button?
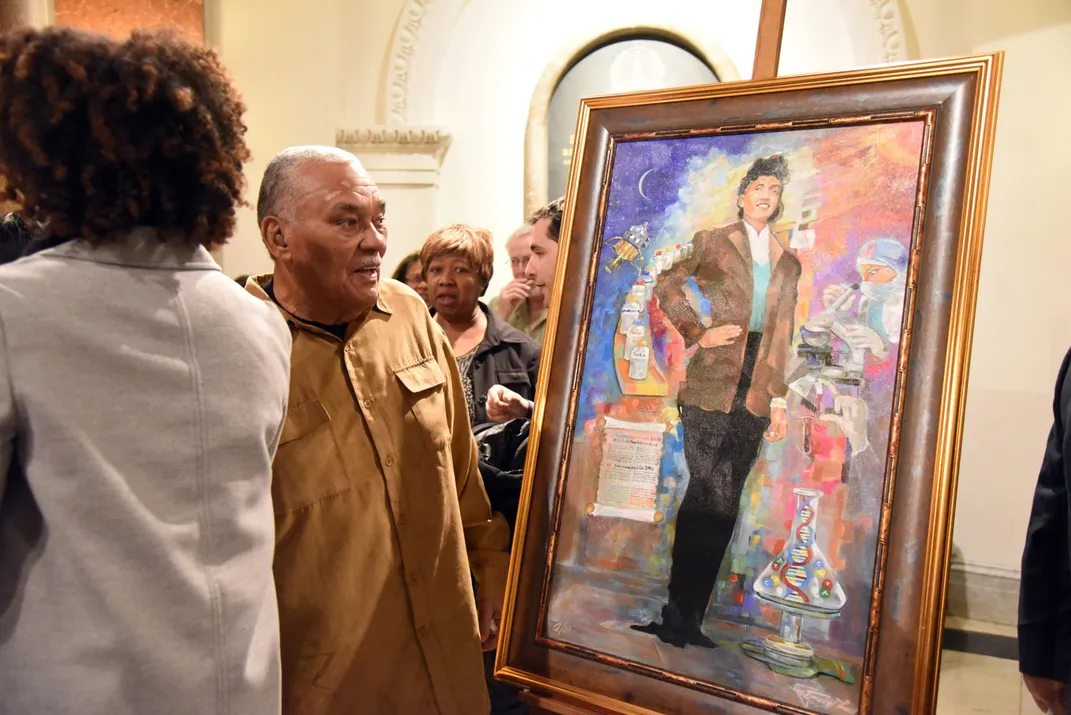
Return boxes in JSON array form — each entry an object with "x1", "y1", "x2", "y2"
[
  {"x1": 363, "y1": 398, "x2": 374, "y2": 409},
  {"x1": 398, "y1": 514, "x2": 408, "y2": 526},
  {"x1": 385, "y1": 456, "x2": 395, "y2": 467},
  {"x1": 478, "y1": 395, "x2": 488, "y2": 404}
]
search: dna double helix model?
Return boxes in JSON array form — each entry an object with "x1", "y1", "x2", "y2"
[{"x1": 782, "y1": 495, "x2": 817, "y2": 603}]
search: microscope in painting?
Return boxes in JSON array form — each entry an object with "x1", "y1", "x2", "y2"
[
  {"x1": 796, "y1": 283, "x2": 868, "y2": 385},
  {"x1": 784, "y1": 281, "x2": 876, "y2": 482}
]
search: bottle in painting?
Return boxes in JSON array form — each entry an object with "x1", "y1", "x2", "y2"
[
  {"x1": 629, "y1": 339, "x2": 651, "y2": 381},
  {"x1": 642, "y1": 270, "x2": 656, "y2": 301},
  {"x1": 628, "y1": 280, "x2": 646, "y2": 304},
  {"x1": 618, "y1": 301, "x2": 641, "y2": 334},
  {"x1": 625, "y1": 323, "x2": 646, "y2": 357}
]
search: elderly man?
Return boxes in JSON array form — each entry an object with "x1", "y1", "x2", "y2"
[
  {"x1": 489, "y1": 224, "x2": 547, "y2": 344},
  {"x1": 249, "y1": 146, "x2": 510, "y2": 715}
]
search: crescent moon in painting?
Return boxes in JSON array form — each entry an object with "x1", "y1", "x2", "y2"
[{"x1": 638, "y1": 169, "x2": 654, "y2": 200}]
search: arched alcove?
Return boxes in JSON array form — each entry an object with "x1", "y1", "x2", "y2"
[{"x1": 527, "y1": 28, "x2": 731, "y2": 217}]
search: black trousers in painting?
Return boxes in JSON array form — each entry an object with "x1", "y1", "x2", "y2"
[{"x1": 634, "y1": 332, "x2": 767, "y2": 646}]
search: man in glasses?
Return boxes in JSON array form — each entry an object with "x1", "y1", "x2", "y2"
[{"x1": 490, "y1": 224, "x2": 547, "y2": 344}]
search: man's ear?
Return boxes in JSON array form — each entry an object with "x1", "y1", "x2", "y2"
[{"x1": 260, "y1": 216, "x2": 288, "y2": 260}]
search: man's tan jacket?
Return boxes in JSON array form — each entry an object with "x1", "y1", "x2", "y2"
[{"x1": 249, "y1": 276, "x2": 510, "y2": 715}]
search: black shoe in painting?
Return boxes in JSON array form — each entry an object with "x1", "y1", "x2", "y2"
[
  {"x1": 683, "y1": 628, "x2": 717, "y2": 649},
  {"x1": 630, "y1": 620, "x2": 717, "y2": 650}
]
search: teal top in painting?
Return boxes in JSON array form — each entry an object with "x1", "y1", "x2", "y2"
[{"x1": 750, "y1": 260, "x2": 771, "y2": 332}]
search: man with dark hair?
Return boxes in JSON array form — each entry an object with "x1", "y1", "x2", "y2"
[
  {"x1": 485, "y1": 196, "x2": 564, "y2": 423},
  {"x1": 635, "y1": 155, "x2": 800, "y2": 648},
  {"x1": 248, "y1": 145, "x2": 510, "y2": 715},
  {"x1": 0, "y1": 27, "x2": 291, "y2": 714},
  {"x1": 524, "y1": 196, "x2": 564, "y2": 293}
]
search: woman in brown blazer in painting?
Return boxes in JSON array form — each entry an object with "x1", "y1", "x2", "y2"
[{"x1": 635, "y1": 155, "x2": 800, "y2": 648}]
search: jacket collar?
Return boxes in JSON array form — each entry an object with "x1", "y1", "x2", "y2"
[
  {"x1": 728, "y1": 220, "x2": 790, "y2": 268},
  {"x1": 46, "y1": 228, "x2": 220, "y2": 271},
  {"x1": 245, "y1": 273, "x2": 394, "y2": 335},
  {"x1": 427, "y1": 301, "x2": 530, "y2": 350},
  {"x1": 480, "y1": 301, "x2": 529, "y2": 348}
]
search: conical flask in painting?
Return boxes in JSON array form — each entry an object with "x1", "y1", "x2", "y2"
[{"x1": 753, "y1": 488, "x2": 846, "y2": 615}]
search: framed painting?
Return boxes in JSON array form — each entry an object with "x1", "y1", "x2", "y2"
[{"x1": 496, "y1": 54, "x2": 1002, "y2": 715}]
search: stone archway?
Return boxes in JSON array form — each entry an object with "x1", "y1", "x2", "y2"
[{"x1": 522, "y1": 26, "x2": 740, "y2": 218}]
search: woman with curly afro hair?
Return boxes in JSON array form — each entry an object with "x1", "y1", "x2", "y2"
[{"x1": 0, "y1": 28, "x2": 292, "y2": 715}]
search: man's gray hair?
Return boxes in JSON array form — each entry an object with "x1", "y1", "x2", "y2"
[
  {"x1": 256, "y1": 146, "x2": 360, "y2": 225},
  {"x1": 506, "y1": 223, "x2": 534, "y2": 246}
]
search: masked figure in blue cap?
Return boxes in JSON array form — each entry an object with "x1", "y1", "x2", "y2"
[
  {"x1": 819, "y1": 237, "x2": 908, "y2": 368},
  {"x1": 791, "y1": 237, "x2": 908, "y2": 472}
]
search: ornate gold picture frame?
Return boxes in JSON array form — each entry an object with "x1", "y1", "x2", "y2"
[{"x1": 497, "y1": 54, "x2": 1002, "y2": 715}]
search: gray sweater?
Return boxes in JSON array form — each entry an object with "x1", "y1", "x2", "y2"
[{"x1": 0, "y1": 232, "x2": 291, "y2": 714}]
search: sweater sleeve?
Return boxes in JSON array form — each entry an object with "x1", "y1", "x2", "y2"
[
  {"x1": 653, "y1": 230, "x2": 708, "y2": 348},
  {"x1": 0, "y1": 308, "x2": 15, "y2": 504}
]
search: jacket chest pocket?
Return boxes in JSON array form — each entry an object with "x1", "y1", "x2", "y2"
[
  {"x1": 395, "y1": 358, "x2": 450, "y2": 451},
  {"x1": 273, "y1": 399, "x2": 349, "y2": 515}
]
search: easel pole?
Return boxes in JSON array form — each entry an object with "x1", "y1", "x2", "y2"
[{"x1": 752, "y1": 0, "x2": 788, "y2": 81}]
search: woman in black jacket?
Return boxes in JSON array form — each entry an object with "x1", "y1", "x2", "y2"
[{"x1": 420, "y1": 223, "x2": 540, "y2": 431}]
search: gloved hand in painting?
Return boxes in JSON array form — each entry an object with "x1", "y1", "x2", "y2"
[
  {"x1": 842, "y1": 322, "x2": 889, "y2": 361},
  {"x1": 822, "y1": 283, "x2": 849, "y2": 309},
  {"x1": 818, "y1": 395, "x2": 870, "y2": 454}
]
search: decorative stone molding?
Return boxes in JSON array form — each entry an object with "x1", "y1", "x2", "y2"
[
  {"x1": 946, "y1": 560, "x2": 1020, "y2": 626},
  {"x1": 337, "y1": 126, "x2": 454, "y2": 188},
  {"x1": 386, "y1": 0, "x2": 434, "y2": 125},
  {"x1": 337, "y1": 127, "x2": 453, "y2": 162},
  {"x1": 869, "y1": 0, "x2": 908, "y2": 62}
]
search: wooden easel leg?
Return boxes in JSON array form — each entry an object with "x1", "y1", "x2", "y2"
[{"x1": 752, "y1": 0, "x2": 788, "y2": 81}]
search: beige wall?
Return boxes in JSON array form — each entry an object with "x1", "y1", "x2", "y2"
[
  {"x1": 208, "y1": 0, "x2": 1067, "y2": 584},
  {"x1": 207, "y1": 0, "x2": 409, "y2": 277},
  {"x1": 902, "y1": 0, "x2": 1071, "y2": 577}
]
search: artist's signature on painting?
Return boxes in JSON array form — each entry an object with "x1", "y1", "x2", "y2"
[
  {"x1": 550, "y1": 621, "x2": 572, "y2": 636},
  {"x1": 792, "y1": 683, "x2": 854, "y2": 714}
]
